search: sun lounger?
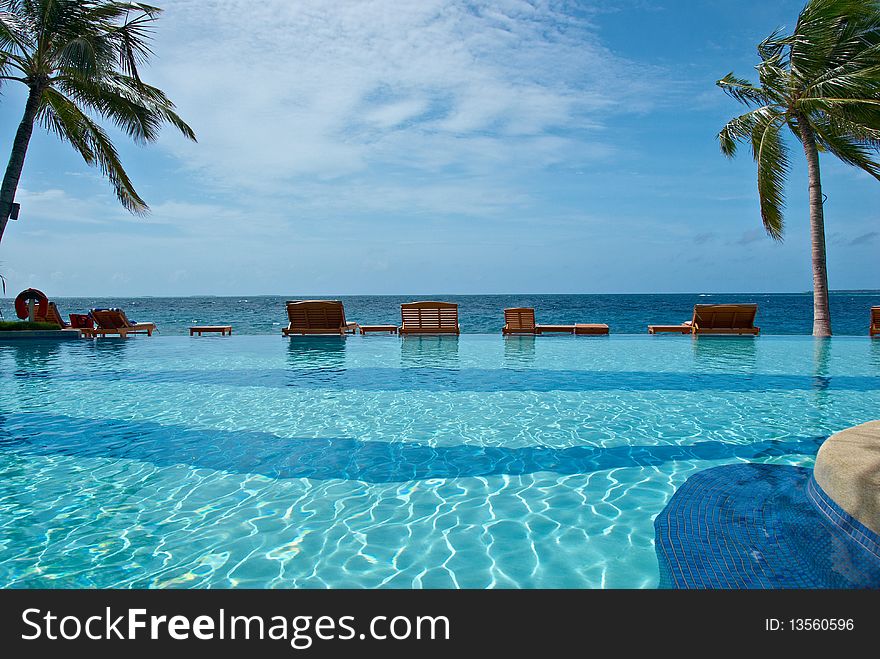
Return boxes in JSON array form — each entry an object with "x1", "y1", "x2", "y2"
[
  {"x1": 692, "y1": 304, "x2": 760, "y2": 335},
  {"x1": 502, "y1": 308, "x2": 541, "y2": 334},
  {"x1": 69, "y1": 313, "x2": 94, "y2": 330},
  {"x1": 282, "y1": 300, "x2": 358, "y2": 336},
  {"x1": 648, "y1": 304, "x2": 760, "y2": 335},
  {"x1": 647, "y1": 324, "x2": 693, "y2": 335},
  {"x1": 534, "y1": 324, "x2": 576, "y2": 333},
  {"x1": 34, "y1": 301, "x2": 70, "y2": 328},
  {"x1": 871, "y1": 307, "x2": 880, "y2": 337},
  {"x1": 574, "y1": 323, "x2": 610, "y2": 335},
  {"x1": 84, "y1": 308, "x2": 156, "y2": 337},
  {"x1": 502, "y1": 308, "x2": 609, "y2": 335},
  {"x1": 400, "y1": 301, "x2": 460, "y2": 335}
]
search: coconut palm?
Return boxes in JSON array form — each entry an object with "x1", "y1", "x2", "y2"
[
  {"x1": 717, "y1": 0, "x2": 880, "y2": 336},
  {"x1": 0, "y1": 1, "x2": 195, "y2": 245}
]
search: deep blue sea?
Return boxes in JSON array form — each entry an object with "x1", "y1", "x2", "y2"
[{"x1": 2, "y1": 291, "x2": 878, "y2": 335}]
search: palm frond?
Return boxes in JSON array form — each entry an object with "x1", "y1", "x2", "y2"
[
  {"x1": 829, "y1": 103, "x2": 880, "y2": 140},
  {"x1": 56, "y1": 35, "x2": 109, "y2": 77},
  {"x1": 804, "y1": 62, "x2": 880, "y2": 98},
  {"x1": 790, "y1": 0, "x2": 880, "y2": 81},
  {"x1": 94, "y1": 3, "x2": 163, "y2": 82},
  {"x1": 39, "y1": 86, "x2": 148, "y2": 213},
  {"x1": 717, "y1": 107, "x2": 765, "y2": 157},
  {"x1": 757, "y1": 27, "x2": 788, "y2": 62},
  {"x1": 751, "y1": 111, "x2": 789, "y2": 240},
  {"x1": 798, "y1": 97, "x2": 880, "y2": 114},
  {"x1": 0, "y1": 0, "x2": 194, "y2": 220},
  {"x1": 811, "y1": 117, "x2": 880, "y2": 178},
  {"x1": 716, "y1": 73, "x2": 769, "y2": 106},
  {"x1": 756, "y1": 55, "x2": 791, "y2": 102},
  {"x1": 57, "y1": 71, "x2": 195, "y2": 143},
  {"x1": 0, "y1": 7, "x2": 34, "y2": 55},
  {"x1": 799, "y1": 7, "x2": 880, "y2": 87},
  {"x1": 797, "y1": 97, "x2": 880, "y2": 148}
]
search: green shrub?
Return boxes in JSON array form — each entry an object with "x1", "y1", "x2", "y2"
[{"x1": 0, "y1": 321, "x2": 62, "y2": 332}]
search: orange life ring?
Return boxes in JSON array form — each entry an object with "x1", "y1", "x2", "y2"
[{"x1": 15, "y1": 288, "x2": 49, "y2": 320}]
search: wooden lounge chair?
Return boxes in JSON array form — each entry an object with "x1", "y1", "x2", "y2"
[
  {"x1": 648, "y1": 304, "x2": 760, "y2": 335},
  {"x1": 502, "y1": 307, "x2": 609, "y2": 335},
  {"x1": 84, "y1": 308, "x2": 156, "y2": 337},
  {"x1": 282, "y1": 300, "x2": 358, "y2": 336},
  {"x1": 503, "y1": 308, "x2": 541, "y2": 334},
  {"x1": 34, "y1": 302, "x2": 70, "y2": 328},
  {"x1": 871, "y1": 307, "x2": 880, "y2": 337},
  {"x1": 399, "y1": 301, "x2": 460, "y2": 335},
  {"x1": 647, "y1": 323, "x2": 693, "y2": 335}
]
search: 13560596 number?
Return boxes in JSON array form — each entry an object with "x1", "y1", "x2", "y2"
[{"x1": 790, "y1": 619, "x2": 854, "y2": 631}]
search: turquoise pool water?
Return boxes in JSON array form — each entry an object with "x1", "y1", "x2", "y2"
[{"x1": 1, "y1": 335, "x2": 878, "y2": 588}]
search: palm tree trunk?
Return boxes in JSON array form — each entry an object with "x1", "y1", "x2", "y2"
[
  {"x1": 0, "y1": 85, "x2": 44, "y2": 246},
  {"x1": 798, "y1": 120, "x2": 832, "y2": 337}
]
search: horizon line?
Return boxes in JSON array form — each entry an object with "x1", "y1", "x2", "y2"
[{"x1": 3, "y1": 289, "x2": 879, "y2": 299}]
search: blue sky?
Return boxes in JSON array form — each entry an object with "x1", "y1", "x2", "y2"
[{"x1": 0, "y1": 0, "x2": 877, "y2": 296}]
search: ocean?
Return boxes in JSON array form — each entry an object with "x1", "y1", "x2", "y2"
[{"x1": 2, "y1": 291, "x2": 878, "y2": 336}]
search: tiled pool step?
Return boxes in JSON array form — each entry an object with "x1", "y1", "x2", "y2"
[{"x1": 655, "y1": 423, "x2": 880, "y2": 588}]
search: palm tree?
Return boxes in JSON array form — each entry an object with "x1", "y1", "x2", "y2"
[
  {"x1": 0, "y1": 1, "x2": 195, "y2": 245},
  {"x1": 717, "y1": 0, "x2": 880, "y2": 336}
]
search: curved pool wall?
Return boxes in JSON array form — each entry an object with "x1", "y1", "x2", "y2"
[
  {"x1": 1, "y1": 334, "x2": 879, "y2": 588},
  {"x1": 1, "y1": 292, "x2": 878, "y2": 335},
  {"x1": 654, "y1": 464, "x2": 880, "y2": 588}
]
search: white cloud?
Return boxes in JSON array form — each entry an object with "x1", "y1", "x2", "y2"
[
  {"x1": 362, "y1": 98, "x2": 430, "y2": 128},
  {"x1": 0, "y1": 1, "x2": 692, "y2": 296},
  {"x1": 147, "y1": 0, "x2": 659, "y2": 210}
]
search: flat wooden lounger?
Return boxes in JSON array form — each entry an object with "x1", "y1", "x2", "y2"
[
  {"x1": 648, "y1": 324, "x2": 693, "y2": 335},
  {"x1": 502, "y1": 308, "x2": 608, "y2": 335},
  {"x1": 871, "y1": 307, "x2": 880, "y2": 337},
  {"x1": 283, "y1": 300, "x2": 358, "y2": 336},
  {"x1": 83, "y1": 308, "x2": 156, "y2": 337},
  {"x1": 399, "y1": 301, "x2": 460, "y2": 335},
  {"x1": 648, "y1": 304, "x2": 760, "y2": 335},
  {"x1": 359, "y1": 325, "x2": 398, "y2": 335},
  {"x1": 574, "y1": 323, "x2": 610, "y2": 335},
  {"x1": 190, "y1": 325, "x2": 233, "y2": 336},
  {"x1": 536, "y1": 324, "x2": 577, "y2": 334}
]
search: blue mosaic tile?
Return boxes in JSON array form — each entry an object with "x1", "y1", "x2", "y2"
[{"x1": 655, "y1": 463, "x2": 880, "y2": 589}]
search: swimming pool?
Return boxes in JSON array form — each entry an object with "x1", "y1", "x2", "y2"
[{"x1": 1, "y1": 335, "x2": 878, "y2": 588}]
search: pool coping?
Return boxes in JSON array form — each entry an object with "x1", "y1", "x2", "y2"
[{"x1": 0, "y1": 329, "x2": 83, "y2": 341}]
